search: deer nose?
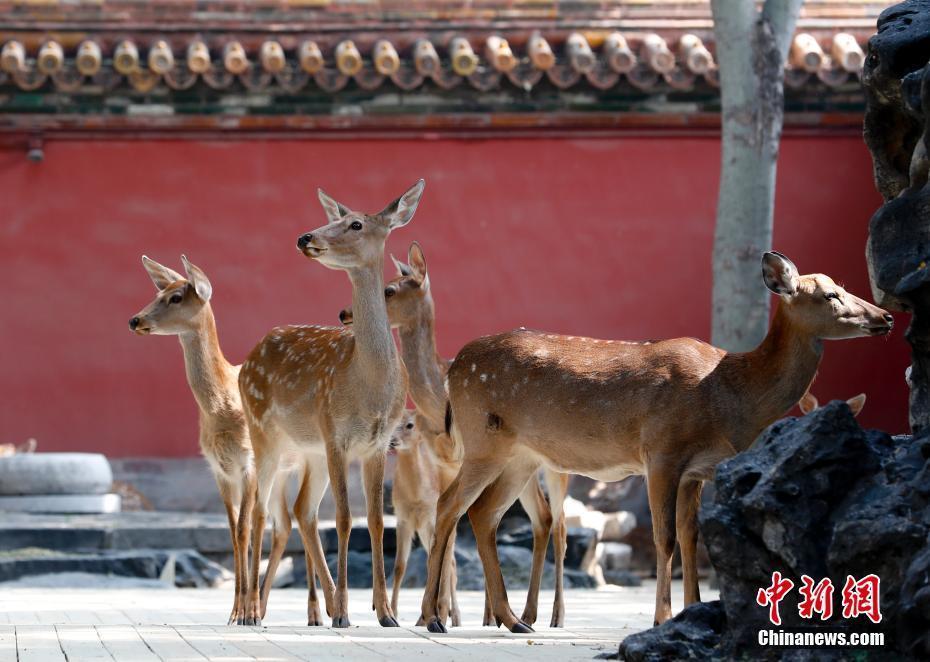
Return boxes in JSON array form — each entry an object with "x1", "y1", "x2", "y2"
[
  {"x1": 884, "y1": 314, "x2": 894, "y2": 326},
  {"x1": 297, "y1": 233, "x2": 313, "y2": 249},
  {"x1": 129, "y1": 317, "x2": 140, "y2": 330}
]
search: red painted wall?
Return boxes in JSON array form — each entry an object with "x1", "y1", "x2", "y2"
[{"x1": 0, "y1": 134, "x2": 911, "y2": 457}]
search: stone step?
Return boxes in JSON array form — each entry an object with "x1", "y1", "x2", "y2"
[{"x1": 0, "y1": 511, "x2": 397, "y2": 555}]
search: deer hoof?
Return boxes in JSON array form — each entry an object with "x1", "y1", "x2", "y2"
[
  {"x1": 510, "y1": 621, "x2": 534, "y2": 634},
  {"x1": 426, "y1": 619, "x2": 447, "y2": 634},
  {"x1": 307, "y1": 617, "x2": 323, "y2": 627},
  {"x1": 379, "y1": 615, "x2": 400, "y2": 627},
  {"x1": 520, "y1": 611, "x2": 537, "y2": 626},
  {"x1": 332, "y1": 615, "x2": 351, "y2": 628},
  {"x1": 549, "y1": 616, "x2": 564, "y2": 628}
]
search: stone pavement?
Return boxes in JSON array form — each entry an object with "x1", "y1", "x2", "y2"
[{"x1": 0, "y1": 582, "x2": 717, "y2": 660}]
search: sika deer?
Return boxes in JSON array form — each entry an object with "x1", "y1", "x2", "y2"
[
  {"x1": 420, "y1": 251, "x2": 893, "y2": 632},
  {"x1": 239, "y1": 181, "x2": 424, "y2": 627},
  {"x1": 799, "y1": 391, "x2": 866, "y2": 416},
  {"x1": 129, "y1": 257, "x2": 330, "y2": 626},
  {"x1": 129, "y1": 256, "x2": 255, "y2": 625},
  {"x1": 340, "y1": 242, "x2": 571, "y2": 627}
]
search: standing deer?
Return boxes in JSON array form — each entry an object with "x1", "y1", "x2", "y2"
[
  {"x1": 129, "y1": 256, "x2": 331, "y2": 626},
  {"x1": 339, "y1": 242, "x2": 571, "y2": 627},
  {"x1": 239, "y1": 180, "x2": 425, "y2": 627},
  {"x1": 129, "y1": 256, "x2": 255, "y2": 625},
  {"x1": 419, "y1": 252, "x2": 893, "y2": 632}
]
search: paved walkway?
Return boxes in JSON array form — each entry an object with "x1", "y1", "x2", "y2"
[{"x1": 0, "y1": 583, "x2": 716, "y2": 661}]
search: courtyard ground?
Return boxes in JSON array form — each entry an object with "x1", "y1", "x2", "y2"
[{"x1": 0, "y1": 582, "x2": 716, "y2": 661}]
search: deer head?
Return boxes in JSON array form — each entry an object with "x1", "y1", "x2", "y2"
[
  {"x1": 762, "y1": 252, "x2": 893, "y2": 340},
  {"x1": 129, "y1": 255, "x2": 213, "y2": 335},
  {"x1": 799, "y1": 391, "x2": 867, "y2": 417},
  {"x1": 297, "y1": 180, "x2": 425, "y2": 271},
  {"x1": 339, "y1": 242, "x2": 431, "y2": 328}
]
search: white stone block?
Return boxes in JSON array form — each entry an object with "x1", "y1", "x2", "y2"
[{"x1": 0, "y1": 493, "x2": 121, "y2": 513}]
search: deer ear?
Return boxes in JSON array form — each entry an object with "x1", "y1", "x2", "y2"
[
  {"x1": 317, "y1": 188, "x2": 352, "y2": 224},
  {"x1": 847, "y1": 393, "x2": 866, "y2": 416},
  {"x1": 379, "y1": 179, "x2": 425, "y2": 229},
  {"x1": 391, "y1": 254, "x2": 412, "y2": 277},
  {"x1": 408, "y1": 241, "x2": 428, "y2": 287},
  {"x1": 180, "y1": 255, "x2": 213, "y2": 302},
  {"x1": 762, "y1": 251, "x2": 800, "y2": 297},
  {"x1": 799, "y1": 392, "x2": 818, "y2": 415},
  {"x1": 141, "y1": 255, "x2": 184, "y2": 291}
]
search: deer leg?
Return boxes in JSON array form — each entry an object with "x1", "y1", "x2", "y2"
[
  {"x1": 545, "y1": 470, "x2": 569, "y2": 628},
  {"x1": 676, "y1": 478, "x2": 704, "y2": 607},
  {"x1": 362, "y1": 452, "x2": 398, "y2": 626},
  {"x1": 216, "y1": 478, "x2": 241, "y2": 626},
  {"x1": 516, "y1": 474, "x2": 552, "y2": 628},
  {"x1": 482, "y1": 589, "x2": 494, "y2": 627},
  {"x1": 244, "y1": 447, "x2": 276, "y2": 626},
  {"x1": 234, "y1": 471, "x2": 256, "y2": 625},
  {"x1": 259, "y1": 481, "x2": 291, "y2": 621},
  {"x1": 430, "y1": 523, "x2": 456, "y2": 627},
  {"x1": 392, "y1": 517, "x2": 414, "y2": 620},
  {"x1": 293, "y1": 461, "x2": 335, "y2": 626},
  {"x1": 646, "y1": 464, "x2": 681, "y2": 626},
  {"x1": 467, "y1": 461, "x2": 538, "y2": 633},
  {"x1": 447, "y1": 527, "x2": 462, "y2": 627},
  {"x1": 325, "y1": 441, "x2": 352, "y2": 628},
  {"x1": 420, "y1": 458, "x2": 503, "y2": 633}
]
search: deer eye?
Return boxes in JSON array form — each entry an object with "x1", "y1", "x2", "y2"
[
  {"x1": 169, "y1": 293, "x2": 183, "y2": 304},
  {"x1": 824, "y1": 292, "x2": 840, "y2": 301},
  {"x1": 385, "y1": 287, "x2": 396, "y2": 298},
  {"x1": 349, "y1": 220, "x2": 363, "y2": 231}
]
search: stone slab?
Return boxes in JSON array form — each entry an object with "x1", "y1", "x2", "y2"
[{"x1": 0, "y1": 493, "x2": 121, "y2": 514}]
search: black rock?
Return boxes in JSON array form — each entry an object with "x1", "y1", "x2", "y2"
[
  {"x1": 0, "y1": 548, "x2": 229, "y2": 588},
  {"x1": 625, "y1": 402, "x2": 930, "y2": 660},
  {"x1": 618, "y1": 601, "x2": 726, "y2": 661},
  {"x1": 603, "y1": 569, "x2": 642, "y2": 587},
  {"x1": 497, "y1": 524, "x2": 598, "y2": 569}
]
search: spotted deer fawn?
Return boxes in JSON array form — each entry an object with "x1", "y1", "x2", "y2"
[
  {"x1": 239, "y1": 180, "x2": 425, "y2": 627},
  {"x1": 420, "y1": 252, "x2": 893, "y2": 632},
  {"x1": 129, "y1": 256, "x2": 255, "y2": 625},
  {"x1": 340, "y1": 242, "x2": 571, "y2": 627}
]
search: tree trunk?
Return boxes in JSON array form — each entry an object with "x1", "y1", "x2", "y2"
[{"x1": 710, "y1": 0, "x2": 802, "y2": 351}]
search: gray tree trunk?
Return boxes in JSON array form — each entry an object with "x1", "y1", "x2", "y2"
[{"x1": 710, "y1": 0, "x2": 803, "y2": 351}]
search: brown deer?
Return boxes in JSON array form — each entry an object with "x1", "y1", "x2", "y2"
[
  {"x1": 340, "y1": 242, "x2": 572, "y2": 627},
  {"x1": 799, "y1": 391, "x2": 866, "y2": 416},
  {"x1": 129, "y1": 257, "x2": 331, "y2": 626},
  {"x1": 384, "y1": 410, "x2": 460, "y2": 625},
  {"x1": 419, "y1": 251, "x2": 893, "y2": 632},
  {"x1": 239, "y1": 180, "x2": 425, "y2": 627},
  {"x1": 129, "y1": 256, "x2": 255, "y2": 625}
]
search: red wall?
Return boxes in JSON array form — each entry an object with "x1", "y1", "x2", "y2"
[{"x1": 0, "y1": 134, "x2": 911, "y2": 457}]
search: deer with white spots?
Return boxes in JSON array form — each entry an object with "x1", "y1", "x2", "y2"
[
  {"x1": 239, "y1": 180, "x2": 425, "y2": 627},
  {"x1": 340, "y1": 242, "x2": 572, "y2": 628},
  {"x1": 420, "y1": 252, "x2": 894, "y2": 632}
]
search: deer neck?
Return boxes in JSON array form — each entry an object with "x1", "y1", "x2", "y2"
[
  {"x1": 397, "y1": 301, "x2": 446, "y2": 425},
  {"x1": 177, "y1": 305, "x2": 235, "y2": 415},
  {"x1": 347, "y1": 258, "x2": 398, "y2": 376},
  {"x1": 729, "y1": 302, "x2": 823, "y2": 451}
]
